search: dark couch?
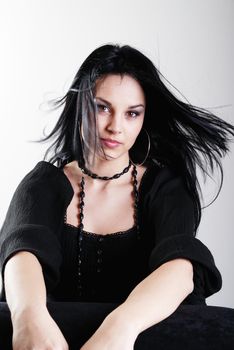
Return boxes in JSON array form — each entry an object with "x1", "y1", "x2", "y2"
[{"x1": 0, "y1": 301, "x2": 234, "y2": 349}]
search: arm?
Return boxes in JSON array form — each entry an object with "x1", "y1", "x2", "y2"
[
  {"x1": 0, "y1": 161, "x2": 70, "y2": 301},
  {"x1": 80, "y1": 258, "x2": 194, "y2": 350},
  {"x1": 81, "y1": 168, "x2": 221, "y2": 350},
  {"x1": 5, "y1": 251, "x2": 69, "y2": 350},
  {"x1": 5, "y1": 251, "x2": 48, "y2": 318},
  {"x1": 107, "y1": 257, "x2": 194, "y2": 334},
  {"x1": 0, "y1": 163, "x2": 71, "y2": 348}
]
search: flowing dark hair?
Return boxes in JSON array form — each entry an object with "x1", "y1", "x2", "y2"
[{"x1": 33, "y1": 43, "x2": 234, "y2": 232}]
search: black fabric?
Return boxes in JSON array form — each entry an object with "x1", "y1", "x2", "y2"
[
  {"x1": 51, "y1": 222, "x2": 149, "y2": 303},
  {"x1": 0, "y1": 160, "x2": 222, "y2": 304},
  {"x1": 149, "y1": 235, "x2": 221, "y2": 298},
  {"x1": 0, "y1": 225, "x2": 62, "y2": 299},
  {"x1": 143, "y1": 166, "x2": 222, "y2": 299},
  {"x1": 0, "y1": 162, "x2": 73, "y2": 300},
  {"x1": 1, "y1": 301, "x2": 234, "y2": 350}
]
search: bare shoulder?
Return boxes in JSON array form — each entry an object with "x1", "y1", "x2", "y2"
[
  {"x1": 137, "y1": 163, "x2": 147, "y2": 171},
  {"x1": 136, "y1": 164, "x2": 147, "y2": 176},
  {"x1": 136, "y1": 164, "x2": 147, "y2": 185},
  {"x1": 62, "y1": 161, "x2": 82, "y2": 187}
]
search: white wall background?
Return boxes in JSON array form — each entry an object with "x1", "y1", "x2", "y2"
[{"x1": 0, "y1": 0, "x2": 233, "y2": 307}]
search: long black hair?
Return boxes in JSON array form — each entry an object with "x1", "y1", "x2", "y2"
[{"x1": 33, "y1": 43, "x2": 234, "y2": 232}]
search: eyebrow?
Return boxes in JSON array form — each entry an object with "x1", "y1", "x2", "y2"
[{"x1": 95, "y1": 97, "x2": 145, "y2": 109}]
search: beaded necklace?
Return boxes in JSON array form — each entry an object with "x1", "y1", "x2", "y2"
[
  {"x1": 76, "y1": 162, "x2": 140, "y2": 297},
  {"x1": 80, "y1": 159, "x2": 132, "y2": 180}
]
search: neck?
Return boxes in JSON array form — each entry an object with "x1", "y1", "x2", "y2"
[{"x1": 86, "y1": 154, "x2": 131, "y2": 178}]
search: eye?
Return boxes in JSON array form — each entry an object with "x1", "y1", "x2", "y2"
[
  {"x1": 96, "y1": 104, "x2": 110, "y2": 113},
  {"x1": 128, "y1": 111, "x2": 140, "y2": 118}
]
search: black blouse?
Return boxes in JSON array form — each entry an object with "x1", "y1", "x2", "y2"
[
  {"x1": 53, "y1": 222, "x2": 146, "y2": 303},
  {"x1": 0, "y1": 160, "x2": 222, "y2": 304}
]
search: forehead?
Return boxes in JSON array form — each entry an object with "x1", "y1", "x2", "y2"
[{"x1": 94, "y1": 74, "x2": 145, "y2": 102}]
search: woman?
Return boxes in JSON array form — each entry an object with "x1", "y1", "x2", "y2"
[{"x1": 0, "y1": 43, "x2": 234, "y2": 350}]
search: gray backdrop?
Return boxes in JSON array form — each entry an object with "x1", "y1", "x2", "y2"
[{"x1": 0, "y1": 0, "x2": 233, "y2": 307}]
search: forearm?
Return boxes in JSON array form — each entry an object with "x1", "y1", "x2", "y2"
[
  {"x1": 107, "y1": 258, "x2": 194, "y2": 335},
  {"x1": 4, "y1": 251, "x2": 47, "y2": 320}
]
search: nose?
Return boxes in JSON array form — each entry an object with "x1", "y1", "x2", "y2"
[{"x1": 106, "y1": 115, "x2": 122, "y2": 134}]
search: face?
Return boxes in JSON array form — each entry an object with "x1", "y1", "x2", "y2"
[{"x1": 93, "y1": 74, "x2": 146, "y2": 161}]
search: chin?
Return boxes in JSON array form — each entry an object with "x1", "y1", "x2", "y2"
[{"x1": 102, "y1": 151, "x2": 127, "y2": 161}]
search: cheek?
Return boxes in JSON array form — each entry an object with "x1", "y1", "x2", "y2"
[
  {"x1": 97, "y1": 118, "x2": 106, "y2": 132},
  {"x1": 134, "y1": 119, "x2": 144, "y2": 136},
  {"x1": 128, "y1": 124, "x2": 143, "y2": 145}
]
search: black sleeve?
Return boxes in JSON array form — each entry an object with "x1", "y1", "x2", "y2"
[
  {"x1": 0, "y1": 164, "x2": 66, "y2": 301},
  {"x1": 147, "y1": 167, "x2": 222, "y2": 298}
]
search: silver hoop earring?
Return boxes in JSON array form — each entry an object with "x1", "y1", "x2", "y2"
[{"x1": 130, "y1": 128, "x2": 151, "y2": 167}]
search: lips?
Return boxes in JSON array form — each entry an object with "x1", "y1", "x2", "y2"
[
  {"x1": 101, "y1": 138, "x2": 122, "y2": 144},
  {"x1": 101, "y1": 138, "x2": 122, "y2": 148}
]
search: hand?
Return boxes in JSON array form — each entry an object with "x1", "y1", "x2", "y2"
[
  {"x1": 80, "y1": 312, "x2": 137, "y2": 350},
  {"x1": 11, "y1": 305, "x2": 69, "y2": 350}
]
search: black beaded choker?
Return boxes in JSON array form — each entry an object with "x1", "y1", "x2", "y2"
[{"x1": 80, "y1": 159, "x2": 132, "y2": 180}]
